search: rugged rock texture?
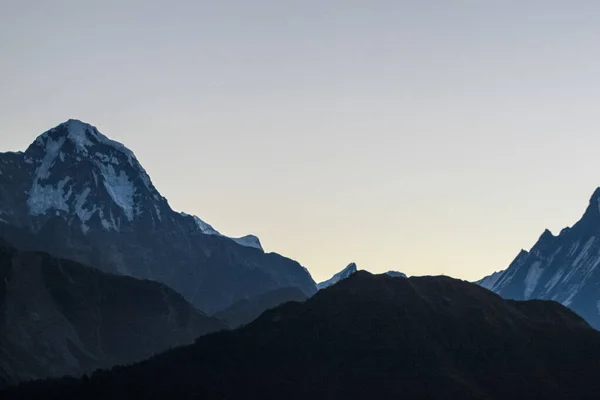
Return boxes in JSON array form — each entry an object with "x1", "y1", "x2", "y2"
[
  {"x1": 0, "y1": 241, "x2": 225, "y2": 387},
  {"x1": 0, "y1": 120, "x2": 317, "y2": 313},
  {"x1": 478, "y1": 188, "x2": 600, "y2": 329},
  {"x1": 7, "y1": 272, "x2": 600, "y2": 399}
]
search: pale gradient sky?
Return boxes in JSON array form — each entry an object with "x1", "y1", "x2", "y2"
[{"x1": 2, "y1": 1, "x2": 600, "y2": 282}]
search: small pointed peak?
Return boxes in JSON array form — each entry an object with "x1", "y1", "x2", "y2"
[
  {"x1": 539, "y1": 229, "x2": 555, "y2": 241},
  {"x1": 579, "y1": 187, "x2": 600, "y2": 222},
  {"x1": 344, "y1": 262, "x2": 358, "y2": 273},
  {"x1": 317, "y1": 263, "x2": 359, "y2": 290}
]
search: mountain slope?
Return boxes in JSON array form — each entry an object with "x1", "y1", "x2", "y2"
[
  {"x1": 316, "y1": 262, "x2": 357, "y2": 289},
  {"x1": 7, "y1": 272, "x2": 600, "y2": 399},
  {"x1": 0, "y1": 120, "x2": 316, "y2": 313},
  {"x1": 214, "y1": 286, "x2": 308, "y2": 328},
  {"x1": 477, "y1": 188, "x2": 600, "y2": 329},
  {"x1": 0, "y1": 240, "x2": 225, "y2": 387},
  {"x1": 317, "y1": 263, "x2": 406, "y2": 290}
]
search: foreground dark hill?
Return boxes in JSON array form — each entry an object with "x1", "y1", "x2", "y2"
[
  {"x1": 8, "y1": 272, "x2": 600, "y2": 399},
  {"x1": 0, "y1": 241, "x2": 225, "y2": 387},
  {"x1": 478, "y1": 188, "x2": 600, "y2": 329},
  {"x1": 0, "y1": 119, "x2": 316, "y2": 313}
]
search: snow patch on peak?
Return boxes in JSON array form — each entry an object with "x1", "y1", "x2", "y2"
[
  {"x1": 524, "y1": 260, "x2": 543, "y2": 299},
  {"x1": 189, "y1": 214, "x2": 220, "y2": 236},
  {"x1": 97, "y1": 163, "x2": 136, "y2": 221},
  {"x1": 317, "y1": 263, "x2": 358, "y2": 290},
  {"x1": 64, "y1": 120, "x2": 95, "y2": 152},
  {"x1": 28, "y1": 176, "x2": 72, "y2": 216}
]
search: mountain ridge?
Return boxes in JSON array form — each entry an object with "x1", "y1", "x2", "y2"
[
  {"x1": 477, "y1": 187, "x2": 600, "y2": 329},
  {"x1": 0, "y1": 120, "x2": 317, "y2": 313}
]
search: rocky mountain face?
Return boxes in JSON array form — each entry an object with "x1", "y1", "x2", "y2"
[
  {"x1": 7, "y1": 272, "x2": 600, "y2": 399},
  {"x1": 478, "y1": 188, "x2": 600, "y2": 330},
  {"x1": 0, "y1": 120, "x2": 317, "y2": 313},
  {"x1": 0, "y1": 240, "x2": 225, "y2": 387}
]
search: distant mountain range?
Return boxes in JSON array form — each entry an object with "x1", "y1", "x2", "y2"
[
  {"x1": 0, "y1": 119, "x2": 317, "y2": 314},
  {"x1": 0, "y1": 239, "x2": 224, "y2": 387},
  {"x1": 7, "y1": 272, "x2": 600, "y2": 399},
  {"x1": 478, "y1": 188, "x2": 600, "y2": 330}
]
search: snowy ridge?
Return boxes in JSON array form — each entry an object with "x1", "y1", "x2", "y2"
[
  {"x1": 23, "y1": 119, "x2": 161, "y2": 232},
  {"x1": 180, "y1": 212, "x2": 263, "y2": 251},
  {"x1": 476, "y1": 188, "x2": 600, "y2": 329},
  {"x1": 317, "y1": 263, "x2": 358, "y2": 290}
]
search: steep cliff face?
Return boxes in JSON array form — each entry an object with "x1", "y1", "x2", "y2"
[
  {"x1": 0, "y1": 242, "x2": 225, "y2": 386},
  {"x1": 0, "y1": 120, "x2": 317, "y2": 313},
  {"x1": 478, "y1": 188, "x2": 600, "y2": 329}
]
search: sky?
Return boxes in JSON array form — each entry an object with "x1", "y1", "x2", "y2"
[{"x1": 2, "y1": 1, "x2": 600, "y2": 282}]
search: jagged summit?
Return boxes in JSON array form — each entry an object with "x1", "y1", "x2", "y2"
[
  {"x1": 20, "y1": 119, "x2": 160, "y2": 230},
  {"x1": 29, "y1": 119, "x2": 134, "y2": 158},
  {"x1": 317, "y1": 262, "x2": 358, "y2": 290},
  {"x1": 0, "y1": 120, "x2": 317, "y2": 313},
  {"x1": 477, "y1": 186, "x2": 600, "y2": 329},
  {"x1": 577, "y1": 186, "x2": 600, "y2": 223}
]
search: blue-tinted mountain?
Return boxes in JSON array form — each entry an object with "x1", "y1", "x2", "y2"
[
  {"x1": 477, "y1": 188, "x2": 600, "y2": 329},
  {"x1": 0, "y1": 120, "x2": 316, "y2": 313},
  {"x1": 316, "y1": 263, "x2": 357, "y2": 289},
  {"x1": 0, "y1": 238, "x2": 224, "y2": 387}
]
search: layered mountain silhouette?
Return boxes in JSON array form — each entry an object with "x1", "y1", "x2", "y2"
[
  {"x1": 317, "y1": 262, "x2": 358, "y2": 289},
  {"x1": 0, "y1": 239, "x2": 224, "y2": 387},
  {"x1": 214, "y1": 286, "x2": 308, "y2": 328},
  {"x1": 317, "y1": 263, "x2": 406, "y2": 290},
  {"x1": 0, "y1": 120, "x2": 317, "y2": 313},
  {"x1": 478, "y1": 188, "x2": 600, "y2": 329},
  {"x1": 7, "y1": 272, "x2": 600, "y2": 399}
]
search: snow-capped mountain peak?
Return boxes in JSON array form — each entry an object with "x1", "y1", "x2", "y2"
[
  {"x1": 32, "y1": 119, "x2": 135, "y2": 160},
  {"x1": 21, "y1": 119, "x2": 162, "y2": 232},
  {"x1": 0, "y1": 119, "x2": 317, "y2": 314},
  {"x1": 317, "y1": 263, "x2": 358, "y2": 290},
  {"x1": 477, "y1": 187, "x2": 600, "y2": 330}
]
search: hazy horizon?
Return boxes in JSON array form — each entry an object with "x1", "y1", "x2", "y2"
[{"x1": 3, "y1": 1, "x2": 600, "y2": 282}]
